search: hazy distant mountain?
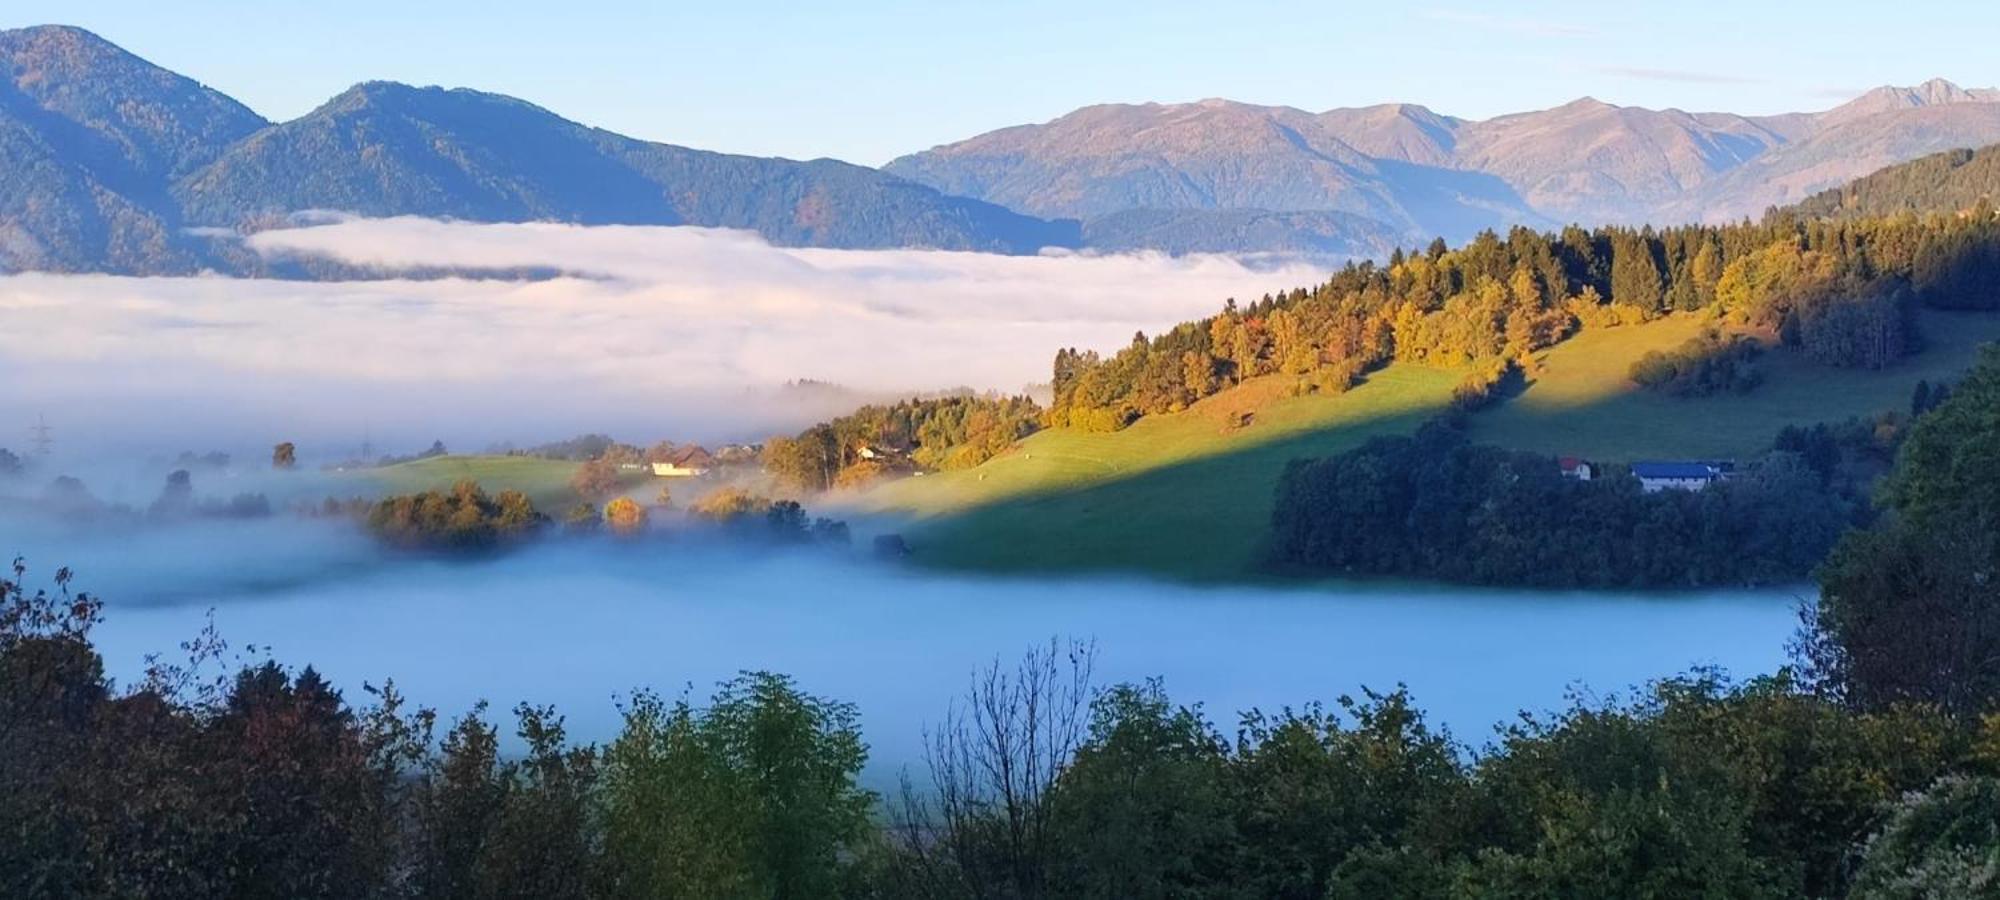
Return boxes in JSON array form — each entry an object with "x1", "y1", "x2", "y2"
[
  {"x1": 1670, "y1": 101, "x2": 2000, "y2": 222},
  {"x1": 1080, "y1": 207, "x2": 1408, "y2": 258},
  {"x1": 1311, "y1": 104, "x2": 1463, "y2": 168},
  {"x1": 0, "y1": 26, "x2": 1078, "y2": 274},
  {"x1": 1436, "y1": 99, "x2": 1812, "y2": 224},
  {"x1": 882, "y1": 99, "x2": 1545, "y2": 251},
  {"x1": 892, "y1": 79, "x2": 2000, "y2": 250},
  {"x1": 0, "y1": 24, "x2": 265, "y2": 272},
  {"x1": 175, "y1": 82, "x2": 1076, "y2": 254},
  {"x1": 173, "y1": 83, "x2": 673, "y2": 226},
  {"x1": 14, "y1": 24, "x2": 2000, "y2": 272},
  {"x1": 1815, "y1": 77, "x2": 2000, "y2": 127}
]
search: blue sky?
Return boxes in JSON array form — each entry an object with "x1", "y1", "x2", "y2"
[{"x1": 15, "y1": 1, "x2": 2000, "y2": 166}]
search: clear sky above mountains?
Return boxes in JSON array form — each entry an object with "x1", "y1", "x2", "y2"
[{"x1": 11, "y1": 1, "x2": 2000, "y2": 166}]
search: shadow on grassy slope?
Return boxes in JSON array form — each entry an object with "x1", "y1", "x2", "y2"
[
  {"x1": 866, "y1": 367, "x2": 1458, "y2": 582},
  {"x1": 877, "y1": 311, "x2": 2000, "y2": 583}
]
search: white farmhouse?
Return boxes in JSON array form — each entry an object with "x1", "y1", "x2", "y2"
[{"x1": 1631, "y1": 461, "x2": 1727, "y2": 493}]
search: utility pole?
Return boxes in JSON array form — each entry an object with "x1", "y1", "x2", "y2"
[{"x1": 29, "y1": 414, "x2": 51, "y2": 457}]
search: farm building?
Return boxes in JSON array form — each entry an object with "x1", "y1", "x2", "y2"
[
  {"x1": 1558, "y1": 457, "x2": 1594, "y2": 481},
  {"x1": 1631, "y1": 460, "x2": 1730, "y2": 493},
  {"x1": 652, "y1": 446, "x2": 716, "y2": 478}
]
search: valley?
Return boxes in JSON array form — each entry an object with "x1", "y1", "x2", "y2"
[{"x1": 9, "y1": 10, "x2": 2000, "y2": 893}]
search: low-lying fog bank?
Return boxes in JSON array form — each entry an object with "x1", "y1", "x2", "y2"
[
  {"x1": 6, "y1": 520, "x2": 1805, "y2": 782},
  {"x1": 0, "y1": 218, "x2": 1326, "y2": 454}
]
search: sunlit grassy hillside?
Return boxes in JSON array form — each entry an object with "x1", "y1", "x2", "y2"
[
  {"x1": 848, "y1": 364, "x2": 1460, "y2": 579},
  {"x1": 1470, "y1": 310, "x2": 2000, "y2": 461},
  {"x1": 349, "y1": 456, "x2": 592, "y2": 511},
  {"x1": 855, "y1": 310, "x2": 2000, "y2": 581},
  {"x1": 327, "y1": 311, "x2": 2000, "y2": 583}
]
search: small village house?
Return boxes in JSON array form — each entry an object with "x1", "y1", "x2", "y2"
[
  {"x1": 652, "y1": 445, "x2": 716, "y2": 478},
  {"x1": 1559, "y1": 457, "x2": 1594, "y2": 481}
]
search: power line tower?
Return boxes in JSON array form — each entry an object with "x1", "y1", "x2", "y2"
[{"x1": 29, "y1": 414, "x2": 51, "y2": 457}]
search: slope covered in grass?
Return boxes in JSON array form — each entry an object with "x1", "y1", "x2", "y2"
[
  {"x1": 849, "y1": 364, "x2": 1460, "y2": 579},
  {"x1": 1469, "y1": 310, "x2": 2000, "y2": 462},
  {"x1": 348, "y1": 456, "x2": 594, "y2": 511},
  {"x1": 855, "y1": 310, "x2": 2000, "y2": 582}
]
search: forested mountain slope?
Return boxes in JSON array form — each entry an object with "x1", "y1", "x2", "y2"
[
  {"x1": 0, "y1": 25, "x2": 1079, "y2": 274},
  {"x1": 1780, "y1": 143, "x2": 2000, "y2": 220}
]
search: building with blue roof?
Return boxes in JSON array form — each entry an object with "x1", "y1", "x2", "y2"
[{"x1": 1630, "y1": 461, "x2": 1730, "y2": 493}]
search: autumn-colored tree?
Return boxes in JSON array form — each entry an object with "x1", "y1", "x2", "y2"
[
  {"x1": 689, "y1": 487, "x2": 766, "y2": 522},
  {"x1": 569, "y1": 458, "x2": 621, "y2": 501},
  {"x1": 272, "y1": 442, "x2": 296, "y2": 470},
  {"x1": 364, "y1": 480, "x2": 546, "y2": 552},
  {"x1": 604, "y1": 497, "x2": 648, "y2": 536}
]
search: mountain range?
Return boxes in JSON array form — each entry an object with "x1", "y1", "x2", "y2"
[
  {"x1": 888, "y1": 79, "x2": 2000, "y2": 249},
  {"x1": 7, "y1": 23, "x2": 2000, "y2": 273},
  {"x1": 0, "y1": 25, "x2": 1077, "y2": 274}
]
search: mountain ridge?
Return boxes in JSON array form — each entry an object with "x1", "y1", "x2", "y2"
[
  {"x1": 8, "y1": 24, "x2": 2000, "y2": 272},
  {"x1": 881, "y1": 98, "x2": 1548, "y2": 244},
  {"x1": 890, "y1": 79, "x2": 2000, "y2": 244},
  {"x1": 0, "y1": 25, "x2": 1080, "y2": 274}
]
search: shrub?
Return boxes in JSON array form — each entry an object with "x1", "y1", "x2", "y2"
[{"x1": 1629, "y1": 329, "x2": 1764, "y2": 396}]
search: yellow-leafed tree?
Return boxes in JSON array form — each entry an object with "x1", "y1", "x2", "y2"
[{"x1": 604, "y1": 496, "x2": 648, "y2": 536}]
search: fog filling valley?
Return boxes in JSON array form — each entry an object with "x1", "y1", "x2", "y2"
[
  {"x1": 1, "y1": 217, "x2": 1803, "y2": 776},
  {"x1": 0, "y1": 217, "x2": 1327, "y2": 453},
  {"x1": 3, "y1": 511, "x2": 1799, "y2": 779}
]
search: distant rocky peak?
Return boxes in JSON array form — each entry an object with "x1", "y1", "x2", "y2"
[{"x1": 1823, "y1": 78, "x2": 2000, "y2": 124}]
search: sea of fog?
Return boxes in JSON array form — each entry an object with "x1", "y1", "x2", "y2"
[
  {"x1": 2, "y1": 515, "x2": 1806, "y2": 784},
  {"x1": 1, "y1": 216, "x2": 1808, "y2": 786},
  {"x1": 0, "y1": 218, "x2": 1330, "y2": 454}
]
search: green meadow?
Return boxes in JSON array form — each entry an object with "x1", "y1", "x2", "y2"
[
  {"x1": 849, "y1": 365, "x2": 1459, "y2": 579},
  {"x1": 348, "y1": 456, "x2": 596, "y2": 511},
  {"x1": 855, "y1": 310, "x2": 2000, "y2": 581},
  {"x1": 1469, "y1": 310, "x2": 2000, "y2": 461}
]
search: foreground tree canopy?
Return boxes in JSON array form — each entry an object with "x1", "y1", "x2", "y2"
[
  {"x1": 1807, "y1": 345, "x2": 2000, "y2": 719},
  {"x1": 5, "y1": 554, "x2": 2000, "y2": 897}
]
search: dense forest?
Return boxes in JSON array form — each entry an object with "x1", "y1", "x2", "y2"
[
  {"x1": 765, "y1": 394, "x2": 1040, "y2": 491},
  {"x1": 1267, "y1": 344, "x2": 2000, "y2": 593},
  {"x1": 1787, "y1": 144, "x2": 2000, "y2": 221},
  {"x1": 1050, "y1": 210, "x2": 1999, "y2": 431},
  {"x1": 1268, "y1": 421, "x2": 1873, "y2": 588}
]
